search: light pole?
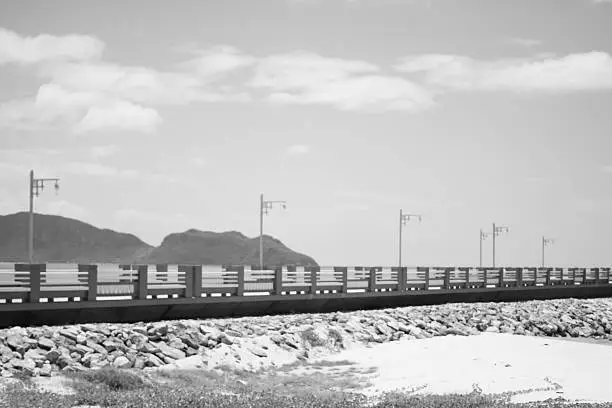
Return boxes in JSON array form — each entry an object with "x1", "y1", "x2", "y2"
[
  {"x1": 492, "y1": 222, "x2": 509, "y2": 268},
  {"x1": 542, "y1": 236, "x2": 554, "y2": 267},
  {"x1": 479, "y1": 229, "x2": 493, "y2": 268},
  {"x1": 399, "y1": 209, "x2": 422, "y2": 268},
  {"x1": 28, "y1": 169, "x2": 60, "y2": 263},
  {"x1": 259, "y1": 193, "x2": 287, "y2": 270}
]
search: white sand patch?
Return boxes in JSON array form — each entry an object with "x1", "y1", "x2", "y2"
[{"x1": 293, "y1": 333, "x2": 612, "y2": 403}]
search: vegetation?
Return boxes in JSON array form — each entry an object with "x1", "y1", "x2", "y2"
[{"x1": 1, "y1": 366, "x2": 612, "y2": 408}]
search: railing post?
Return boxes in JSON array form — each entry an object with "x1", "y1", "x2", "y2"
[
  {"x1": 498, "y1": 268, "x2": 504, "y2": 287},
  {"x1": 444, "y1": 268, "x2": 450, "y2": 289},
  {"x1": 193, "y1": 265, "x2": 202, "y2": 297},
  {"x1": 594, "y1": 268, "x2": 601, "y2": 284},
  {"x1": 29, "y1": 264, "x2": 42, "y2": 303},
  {"x1": 398, "y1": 267, "x2": 406, "y2": 292},
  {"x1": 483, "y1": 268, "x2": 488, "y2": 288},
  {"x1": 87, "y1": 264, "x2": 97, "y2": 301},
  {"x1": 545, "y1": 268, "x2": 551, "y2": 286},
  {"x1": 137, "y1": 265, "x2": 148, "y2": 300},
  {"x1": 424, "y1": 267, "x2": 430, "y2": 290},
  {"x1": 341, "y1": 267, "x2": 348, "y2": 293},
  {"x1": 560, "y1": 268, "x2": 565, "y2": 285},
  {"x1": 309, "y1": 267, "x2": 318, "y2": 295},
  {"x1": 182, "y1": 265, "x2": 194, "y2": 298},
  {"x1": 368, "y1": 267, "x2": 377, "y2": 292},
  {"x1": 582, "y1": 268, "x2": 587, "y2": 285},
  {"x1": 464, "y1": 267, "x2": 470, "y2": 287},
  {"x1": 517, "y1": 268, "x2": 523, "y2": 287},
  {"x1": 572, "y1": 268, "x2": 576, "y2": 284},
  {"x1": 274, "y1": 266, "x2": 283, "y2": 295},
  {"x1": 236, "y1": 266, "x2": 245, "y2": 296}
]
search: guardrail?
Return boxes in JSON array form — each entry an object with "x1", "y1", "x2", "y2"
[{"x1": 1, "y1": 263, "x2": 610, "y2": 304}]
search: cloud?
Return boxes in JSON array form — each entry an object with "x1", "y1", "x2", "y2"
[
  {"x1": 182, "y1": 45, "x2": 256, "y2": 78},
  {"x1": 76, "y1": 100, "x2": 162, "y2": 134},
  {"x1": 508, "y1": 37, "x2": 542, "y2": 47},
  {"x1": 286, "y1": 144, "x2": 311, "y2": 155},
  {"x1": 0, "y1": 27, "x2": 104, "y2": 66},
  {"x1": 251, "y1": 51, "x2": 435, "y2": 112},
  {"x1": 0, "y1": 28, "x2": 252, "y2": 134},
  {"x1": 395, "y1": 51, "x2": 612, "y2": 93}
]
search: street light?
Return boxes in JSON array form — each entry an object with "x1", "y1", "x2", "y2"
[
  {"x1": 399, "y1": 209, "x2": 422, "y2": 268},
  {"x1": 479, "y1": 229, "x2": 493, "y2": 268},
  {"x1": 542, "y1": 236, "x2": 555, "y2": 267},
  {"x1": 492, "y1": 222, "x2": 509, "y2": 268},
  {"x1": 28, "y1": 169, "x2": 60, "y2": 263},
  {"x1": 259, "y1": 193, "x2": 287, "y2": 270}
]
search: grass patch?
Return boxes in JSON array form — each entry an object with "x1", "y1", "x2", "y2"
[
  {"x1": 3, "y1": 377, "x2": 612, "y2": 408},
  {"x1": 67, "y1": 366, "x2": 146, "y2": 391}
]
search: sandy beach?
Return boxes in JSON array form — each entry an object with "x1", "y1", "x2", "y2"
[{"x1": 288, "y1": 333, "x2": 612, "y2": 403}]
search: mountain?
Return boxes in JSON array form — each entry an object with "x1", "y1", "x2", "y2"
[
  {"x1": 142, "y1": 229, "x2": 318, "y2": 266},
  {"x1": 0, "y1": 212, "x2": 318, "y2": 266},
  {"x1": 0, "y1": 212, "x2": 153, "y2": 263}
]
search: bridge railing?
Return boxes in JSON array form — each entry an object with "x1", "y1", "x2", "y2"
[{"x1": 0, "y1": 264, "x2": 610, "y2": 304}]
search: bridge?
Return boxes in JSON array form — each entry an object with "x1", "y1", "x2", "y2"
[{"x1": 1, "y1": 263, "x2": 611, "y2": 328}]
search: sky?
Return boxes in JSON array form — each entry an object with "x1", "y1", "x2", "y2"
[{"x1": 0, "y1": 0, "x2": 611, "y2": 268}]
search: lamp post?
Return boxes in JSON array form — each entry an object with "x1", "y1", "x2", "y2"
[
  {"x1": 542, "y1": 236, "x2": 555, "y2": 267},
  {"x1": 492, "y1": 222, "x2": 509, "y2": 268},
  {"x1": 479, "y1": 229, "x2": 493, "y2": 268},
  {"x1": 28, "y1": 169, "x2": 60, "y2": 263},
  {"x1": 399, "y1": 209, "x2": 422, "y2": 268},
  {"x1": 259, "y1": 193, "x2": 287, "y2": 270}
]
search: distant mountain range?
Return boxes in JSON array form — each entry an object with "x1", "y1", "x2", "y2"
[{"x1": 0, "y1": 212, "x2": 318, "y2": 266}]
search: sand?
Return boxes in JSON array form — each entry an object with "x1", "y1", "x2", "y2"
[{"x1": 291, "y1": 333, "x2": 612, "y2": 403}]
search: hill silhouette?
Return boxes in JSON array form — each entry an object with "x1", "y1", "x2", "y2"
[
  {"x1": 0, "y1": 212, "x2": 318, "y2": 266},
  {"x1": 144, "y1": 229, "x2": 318, "y2": 266}
]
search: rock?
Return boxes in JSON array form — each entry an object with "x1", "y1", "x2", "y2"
[
  {"x1": 248, "y1": 347, "x2": 268, "y2": 358},
  {"x1": 86, "y1": 341, "x2": 107, "y2": 355},
  {"x1": 39, "y1": 363, "x2": 52, "y2": 377},
  {"x1": 6, "y1": 335, "x2": 25, "y2": 352},
  {"x1": 59, "y1": 329, "x2": 79, "y2": 342},
  {"x1": 37, "y1": 338, "x2": 55, "y2": 350},
  {"x1": 156, "y1": 342, "x2": 186, "y2": 360},
  {"x1": 144, "y1": 353, "x2": 164, "y2": 367},
  {"x1": 24, "y1": 349, "x2": 46, "y2": 364},
  {"x1": 112, "y1": 356, "x2": 131, "y2": 368},
  {"x1": 45, "y1": 350, "x2": 61, "y2": 364},
  {"x1": 11, "y1": 358, "x2": 36, "y2": 372}
]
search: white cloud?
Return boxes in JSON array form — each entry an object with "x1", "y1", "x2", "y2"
[
  {"x1": 286, "y1": 144, "x2": 311, "y2": 155},
  {"x1": 182, "y1": 45, "x2": 256, "y2": 78},
  {"x1": 76, "y1": 100, "x2": 162, "y2": 134},
  {"x1": 0, "y1": 27, "x2": 104, "y2": 65},
  {"x1": 251, "y1": 51, "x2": 435, "y2": 112},
  {"x1": 0, "y1": 29, "x2": 252, "y2": 133},
  {"x1": 395, "y1": 51, "x2": 612, "y2": 93}
]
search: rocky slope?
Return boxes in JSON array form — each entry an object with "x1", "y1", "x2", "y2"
[{"x1": 1, "y1": 298, "x2": 611, "y2": 378}]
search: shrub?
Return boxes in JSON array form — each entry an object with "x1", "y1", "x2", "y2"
[{"x1": 71, "y1": 366, "x2": 146, "y2": 391}]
